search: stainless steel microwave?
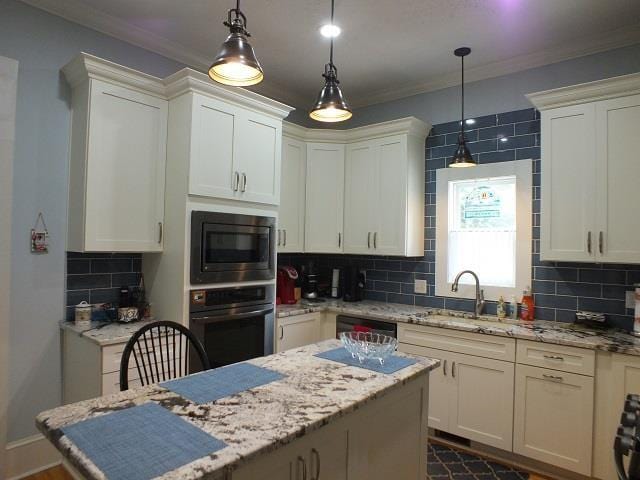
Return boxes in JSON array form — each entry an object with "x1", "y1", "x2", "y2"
[{"x1": 190, "y1": 211, "x2": 276, "y2": 284}]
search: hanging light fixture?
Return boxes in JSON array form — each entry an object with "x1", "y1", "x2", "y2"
[
  {"x1": 209, "y1": 0, "x2": 264, "y2": 87},
  {"x1": 309, "y1": 0, "x2": 352, "y2": 122},
  {"x1": 449, "y1": 47, "x2": 476, "y2": 168}
]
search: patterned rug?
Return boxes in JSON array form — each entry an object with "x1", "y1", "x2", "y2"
[{"x1": 427, "y1": 442, "x2": 530, "y2": 479}]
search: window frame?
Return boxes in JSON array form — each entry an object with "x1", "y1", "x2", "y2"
[{"x1": 435, "y1": 159, "x2": 533, "y2": 302}]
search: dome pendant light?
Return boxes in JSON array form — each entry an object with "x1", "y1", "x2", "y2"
[
  {"x1": 309, "y1": 0, "x2": 352, "y2": 123},
  {"x1": 449, "y1": 47, "x2": 477, "y2": 168},
  {"x1": 209, "y1": 0, "x2": 264, "y2": 87}
]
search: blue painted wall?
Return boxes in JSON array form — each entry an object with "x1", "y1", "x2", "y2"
[{"x1": 280, "y1": 107, "x2": 636, "y2": 331}]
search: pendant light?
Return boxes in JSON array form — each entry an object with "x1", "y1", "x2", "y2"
[
  {"x1": 209, "y1": 0, "x2": 264, "y2": 87},
  {"x1": 309, "y1": 0, "x2": 352, "y2": 122},
  {"x1": 449, "y1": 47, "x2": 476, "y2": 168}
]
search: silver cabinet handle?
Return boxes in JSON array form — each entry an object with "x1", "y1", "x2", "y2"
[
  {"x1": 283, "y1": 229, "x2": 287, "y2": 247},
  {"x1": 311, "y1": 448, "x2": 320, "y2": 480},
  {"x1": 452, "y1": 361, "x2": 456, "y2": 378},
  {"x1": 158, "y1": 222, "x2": 163, "y2": 244},
  {"x1": 543, "y1": 373, "x2": 563, "y2": 382},
  {"x1": 543, "y1": 354, "x2": 564, "y2": 361},
  {"x1": 241, "y1": 173, "x2": 247, "y2": 192},
  {"x1": 367, "y1": 232, "x2": 371, "y2": 249},
  {"x1": 277, "y1": 229, "x2": 281, "y2": 246},
  {"x1": 587, "y1": 231, "x2": 592, "y2": 254},
  {"x1": 443, "y1": 359, "x2": 447, "y2": 376},
  {"x1": 233, "y1": 171, "x2": 240, "y2": 191},
  {"x1": 297, "y1": 456, "x2": 307, "y2": 480},
  {"x1": 599, "y1": 231, "x2": 603, "y2": 255},
  {"x1": 373, "y1": 231, "x2": 377, "y2": 249},
  {"x1": 338, "y1": 232, "x2": 341, "y2": 247},
  {"x1": 279, "y1": 325, "x2": 284, "y2": 340}
]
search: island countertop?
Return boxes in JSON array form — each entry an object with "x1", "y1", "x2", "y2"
[{"x1": 36, "y1": 340, "x2": 439, "y2": 480}]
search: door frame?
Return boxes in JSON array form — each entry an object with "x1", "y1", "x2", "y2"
[{"x1": 0, "y1": 55, "x2": 18, "y2": 477}]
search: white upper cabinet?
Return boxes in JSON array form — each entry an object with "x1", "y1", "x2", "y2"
[
  {"x1": 63, "y1": 57, "x2": 168, "y2": 252},
  {"x1": 285, "y1": 117, "x2": 429, "y2": 257},
  {"x1": 528, "y1": 73, "x2": 640, "y2": 263},
  {"x1": 305, "y1": 143, "x2": 345, "y2": 253},
  {"x1": 188, "y1": 93, "x2": 283, "y2": 205},
  {"x1": 279, "y1": 135, "x2": 306, "y2": 252}
]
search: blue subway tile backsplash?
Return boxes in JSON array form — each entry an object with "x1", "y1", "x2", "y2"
[
  {"x1": 278, "y1": 107, "x2": 636, "y2": 331},
  {"x1": 65, "y1": 252, "x2": 142, "y2": 321}
]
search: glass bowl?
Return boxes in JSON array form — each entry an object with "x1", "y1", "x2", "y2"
[{"x1": 339, "y1": 331, "x2": 398, "y2": 365}]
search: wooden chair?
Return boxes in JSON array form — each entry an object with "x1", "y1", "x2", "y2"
[{"x1": 119, "y1": 321, "x2": 210, "y2": 391}]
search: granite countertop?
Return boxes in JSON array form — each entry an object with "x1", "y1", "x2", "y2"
[
  {"x1": 59, "y1": 318, "x2": 158, "y2": 346},
  {"x1": 36, "y1": 340, "x2": 438, "y2": 480},
  {"x1": 278, "y1": 299, "x2": 640, "y2": 356}
]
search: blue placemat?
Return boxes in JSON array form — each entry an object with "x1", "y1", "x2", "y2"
[
  {"x1": 315, "y1": 347, "x2": 417, "y2": 374},
  {"x1": 161, "y1": 362, "x2": 285, "y2": 404},
  {"x1": 61, "y1": 402, "x2": 226, "y2": 480}
]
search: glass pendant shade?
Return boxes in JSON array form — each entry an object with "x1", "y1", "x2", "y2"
[
  {"x1": 209, "y1": 7, "x2": 264, "y2": 87},
  {"x1": 309, "y1": 64, "x2": 352, "y2": 122},
  {"x1": 449, "y1": 47, "x2": 477, "y2": 168}
]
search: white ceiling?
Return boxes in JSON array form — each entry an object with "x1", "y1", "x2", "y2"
[{"x1": 22, "y1": 0, "x2": 640, "y2": 109}]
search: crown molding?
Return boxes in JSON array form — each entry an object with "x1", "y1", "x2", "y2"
[
  {"x1": 19, "y1": 0, "x2": 307, "y2": 109},
  {"x1": 62, "y1": 53, "x2": 294, "y2": 119},
  {"x1": 350, "y1": 22, "x2": 640, "y2": 108},
  {"x1": 164, "y1": 69, "x2": 294, "y2": 118},
  {"x1": 283, "y1": 117, "x2": 431, "y2": 143},
  {"x1": 527, "y1": 72, "x2": 640, "y2": 110}
]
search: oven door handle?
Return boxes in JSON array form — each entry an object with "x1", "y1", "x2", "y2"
[{"x1": 191, "y1": 308, "x2": 274, "y2": 324}]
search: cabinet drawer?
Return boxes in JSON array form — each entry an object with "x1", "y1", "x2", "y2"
[
  {"x1": 102, "y1": 343, "x2": 128, "y2": 374},
  {"x1": 398, "y1": 324, "x2": 515, "y2": 362},
  {"x1": 516, "y1": 340, "x2": 595, "y2": 376},
  {"x1": 102, "y1": 337, "x2": 184, "y2": 374}
]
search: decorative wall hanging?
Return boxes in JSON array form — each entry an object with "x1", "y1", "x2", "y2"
[{"x1": 31, "y1": 212, "x2": 49, "y2": 254}]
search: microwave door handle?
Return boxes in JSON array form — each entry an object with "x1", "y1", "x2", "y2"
[{"x1": 191, "y1": 308, "x2": 274, "y2": 324}]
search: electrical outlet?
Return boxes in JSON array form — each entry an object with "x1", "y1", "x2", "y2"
[
  {"x1": 414, "y1": 279, "x2": 427, "y2": 294},
  {"x1": 626, "y1": 290, "x2": 636, "y2": 309}
]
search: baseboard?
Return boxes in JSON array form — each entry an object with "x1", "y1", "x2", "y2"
[{"x1": 5, "y1": 433, "x2": 61, "y2": 480}]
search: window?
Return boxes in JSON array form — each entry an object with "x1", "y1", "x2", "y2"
[{"x1": 435, "y1": 160, "x2": 532, "y2": 302}]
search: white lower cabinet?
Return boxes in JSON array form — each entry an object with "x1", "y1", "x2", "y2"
[
  {"x1": 233, "y1": 374, "x2": 427, "y2": 480},
  {"x1": 399, "y1": 343, "x2": 514, "y2": 451},
  {"x1": 513, "y1": 364, "x2": 594, "y2": 476},
  {"x1": 275, "y1": 313, "x2": 323, "y2": 353}
]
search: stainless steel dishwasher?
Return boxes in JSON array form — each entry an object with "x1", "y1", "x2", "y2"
[{"x1": 335, "y1": 315, "x2": 397, "y2": 338}]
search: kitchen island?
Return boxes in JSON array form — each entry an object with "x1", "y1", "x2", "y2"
[{"x1": 36, "y1": 340, "x2": 439, "y2": 480}]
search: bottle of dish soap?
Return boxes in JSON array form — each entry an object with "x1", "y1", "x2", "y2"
[
  {"x1": 520, "y1": 286, "x2": 535, "y2": 321},
  {"x1": 510, "y1": 295, "x2": 518, "y2": 319},
  {"x1": 497, "y1": 296, "x2": 506, "y2": 319}
]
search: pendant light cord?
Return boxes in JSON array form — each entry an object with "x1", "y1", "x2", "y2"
[
  {"x1": 461, "y1": 54, "x2": 465, "y2": 136},
  {"x1": 329, "y1": 0, "x2": 335, "y2": 66}
]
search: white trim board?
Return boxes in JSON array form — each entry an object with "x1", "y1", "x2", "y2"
[
  {"x1": 18, "y1": 0, "x2": 640, "y2": 109},
  {"x1": 0, "y1": 55, "x2": 18, "y2": 480},
  {"x1": 5, "y1": 434, "x2": 61, "y2": 480}
]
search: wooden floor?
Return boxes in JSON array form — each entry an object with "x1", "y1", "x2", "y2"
[
  {"x1": 22, "y1": 465, "x2": 73, "y2": 480},
  {"x1": 25, "y1": 464, "x2": 550, "y2": 480}
]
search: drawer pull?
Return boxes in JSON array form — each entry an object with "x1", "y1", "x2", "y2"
[
  {"x1": 311, "y1": 448, "x2": 321, "y2": 480},
  {"x1": 543, "y1": 354, "x2": 565, "y2": 361},
  {"x1": 542, "y1": 373, "x2": 563, "y2": 382},
  {"x1": 452, "y1": 361, "x2": 456, "y2": 378},
  {"x1": 443, "y1": 359, "x2": 447, "y2": 376}
]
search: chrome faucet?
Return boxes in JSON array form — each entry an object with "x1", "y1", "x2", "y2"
[{"x1": 451, "y1": 270, "x2": 485, "y2": 319}]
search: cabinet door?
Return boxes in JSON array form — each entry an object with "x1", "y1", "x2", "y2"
[
  {"x1": 298, "y1": 423, "x2": 348, "y2": 480},
  {"x1": 233, "y1": 438, "x2": 295, "y2": 480},
  {"x1": 399, "y1": 343, "x2": 452, "y2": 430},
  {"x1": 373, "y1": 136, "x2": 407, "y2": 255},
  {"x1": 344, "y1": 141, "x2": 376, "y2": 254},
  {"x1": 305, "y1": 143, "x2": 345, "y2": 253},
  {"x1": 279, "y1": 136, "x2": 306, "y2": 253},
  {"x1": 513, "y1": 364, "x2": 593, "y2": 476},
  {"x1": 596, "y1": 94, "x2": 640, "y2": 263},
  {"x1": 236, "y1": 111, "x2": 281, "y2": 205},
  {"x1": 189, "y1": 93, "x2": 238, "y2": 200},
  {"x1": 449, "y1": 351, "x2": 514, "y2": 451},
  {"x1": 540, "y1": 105, "x2": 597, "y2": 262},
  {"x1": 276, "y1": 313, "x2": 321, "y2": 352},
  {"x1": 85, "y1": 79, "x2": 167, "y2": 252}
]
